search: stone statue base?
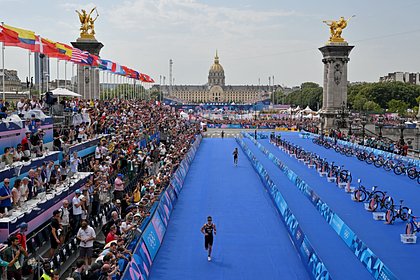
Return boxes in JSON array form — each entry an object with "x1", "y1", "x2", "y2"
[
  {"x1": 71, "y1": 38, "x2": 104, "y2": 99},
  {"x1": 319, "y1": 43, "x2": 353, "y2": 130}
]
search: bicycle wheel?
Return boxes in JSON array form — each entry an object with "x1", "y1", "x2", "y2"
[
  {"x1": 374, "y1": 159, "x2": 383, "y2": 168},
  {"x1": 394, "y1": 166, "x2": 403, "y2": 176},
  {"x1": 400, "y1": 207, "x2": 410, "y2": 221},
  {"x1": 383, "y1": 161, "x2": 392, "y2": 172},
  {"x1": 366, "y1": 157, "x2": 373, "y2": 164},
  {"x1": 354, "y1": 190, "x2": 366, "y2": 202},
  {"x1": 405, "y1": 222, "x2": 414, "y2": 235},
  {"x1": 385, "y1": 209, "x2": 394, "y2": 224},
  {"x1": 383, "y1": 196, "x2": 393, "y2": 209},
  {"x1": 417, "y1": 174, "x2": 420, "y2": 185},
  {"x1": 407, "y1": 169, "x2": 417, "y2": 180}
]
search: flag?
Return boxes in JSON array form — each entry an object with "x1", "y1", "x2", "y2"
[
  {"x1": 112, "y1": 63, "x2": 125, "y2": 75},
  {"x1": 39, "y1": 37, "x2": 60, "y2": 57},
  {"x1": 70, "y1": 48, "x2": 90, "y2": 64},
  {"x1": 140, "y1": 73, "x2": 154, "y2": 83},
  {"x1": 98, "y1": 59, "x2": 113, "y2": 71},
  {"x1": 0, "y1": 25, "x2": 19, "y2": 44},
  {"x1": 3, "y1": 24, "x2": 36, "y2": 51},
  {"x1": 55, "y1": 42, "x2": 73, "y2": 60},
  {"x1": 88, "y1": 54, "x2": 100, "y2": 67}
]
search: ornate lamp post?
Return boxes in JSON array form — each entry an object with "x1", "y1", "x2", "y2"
[
  {"x1": 399, "y1": 117, "x2": 406, "y2": 145},
  {"x1": 377, "y1": 115, "x2": 384, "y2": 139},
  {"x1": 361, "y1": 114, "x2": 368, "y2": 141},
  {"x1": 348, "y1": 114, "x2": 353, "y2": 136}
]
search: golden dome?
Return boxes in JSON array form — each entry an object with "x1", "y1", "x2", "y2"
[{"x1": 209, "y1": 50, "x2": 224, "y2": 73}]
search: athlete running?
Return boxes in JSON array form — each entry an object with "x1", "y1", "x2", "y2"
[
  {"x1": 201, "y1": 216, "x2": 217, "y2": 261},
  {"x1": 233, "y1": 147, "x2": 238, "y2": 166}
]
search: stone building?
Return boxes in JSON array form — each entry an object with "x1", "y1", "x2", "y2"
[
  {"x1": 0, "y1": 69, "x2": 22, "y2": 93},
  {"x1": 379, "y1": 72, "x2": 420, "y2": 85},
  {"x1": 159, "y1": 52, "x2": 278, "y2": 104}
]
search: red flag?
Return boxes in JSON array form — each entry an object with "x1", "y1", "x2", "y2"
[{"x1": 0, "y1": 25, "x2": 20, "y2": 44}]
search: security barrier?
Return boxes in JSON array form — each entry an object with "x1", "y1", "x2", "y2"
[{"x1": 120, "y1": 134, "x2": 202, "y2": 280}]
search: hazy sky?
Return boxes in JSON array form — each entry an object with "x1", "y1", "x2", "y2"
[{"x1": 2, "y1": 0, "x2": 420, "y2": 87}]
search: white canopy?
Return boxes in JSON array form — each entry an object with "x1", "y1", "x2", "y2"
[
  {"x1": 302, "y1": 106, "x2": 313, "y2": 113},
  {"x1": 51, "y1": 88, "x2": 81, "y2": 97}
]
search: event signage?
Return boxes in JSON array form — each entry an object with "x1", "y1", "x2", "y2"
[
  {"x1": 236, "y1": 137, "x2": 331, "y2": 280},
  {"x1": 243, "y1": 132, "x2": 398, "y2": 280}
]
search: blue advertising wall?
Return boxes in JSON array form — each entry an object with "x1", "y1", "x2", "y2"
[
  {"x1": 236, "y1": 137, "x2": 331, "y2": 280},
  {"x1": 243, "y1": 132, "x2": 398, "y2": 280},
  {"x1": 121, "y1": 134, "x2": 202, "y2": 280}
]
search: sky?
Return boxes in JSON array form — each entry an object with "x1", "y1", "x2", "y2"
[{"x1": 1, "y1": 0, "x2": 420, "y2": 87}]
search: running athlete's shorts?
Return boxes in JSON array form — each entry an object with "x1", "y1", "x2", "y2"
[{"x1": 205, "y1": 235, "x2": 213, "y2": 249}]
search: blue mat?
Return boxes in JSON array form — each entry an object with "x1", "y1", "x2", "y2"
[
  {"x1": 260, "y1": 132, "x2": 420, "y2": 279},
  {"x1": 243, "y1": 138, "x2": 372, "y2": 280},
  {"x1": 149, "y1": 138, "x2": 309, "y2": 280}
]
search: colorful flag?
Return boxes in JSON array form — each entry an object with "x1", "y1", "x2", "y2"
[
  {"x1": 55, "y1": 42, "x2": 73, "y2": 60},
  {"x1": 70, "y1": 48, "x2": 90, "y2": 64},
  {"x1": 39, "y1": 37, "x2": 60, "y2": 57},
  {"x1": 0, "y1": 25, "x2": 19, "y2": 44},
  {"x1": 112, "y1": 63, "x2": 126, "y2": 75},
  {"x1": 98, "y1": 59, "x2": 113, "y2": 71},
  {"x1": 3, "y1": 24, "x2": 36, "y2": 51}
]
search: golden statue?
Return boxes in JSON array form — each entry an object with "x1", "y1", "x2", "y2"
[
  {"x1": 76, "y1": 7, "x2": 99, "y2": 39},
  {"x1": 323, "y1": 15, "x2": 355, "y2": 43}
]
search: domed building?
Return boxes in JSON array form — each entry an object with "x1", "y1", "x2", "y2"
[{"x1": 158, "y1": 51, "x2": 279, "y2": 104}]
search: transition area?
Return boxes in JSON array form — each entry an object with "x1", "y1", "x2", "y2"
[{"x1": 149, "y1": 138, "x2": 309, "y2": 280}]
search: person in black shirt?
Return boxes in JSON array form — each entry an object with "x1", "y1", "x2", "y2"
[
  {"x1": 232, "y1": 148, "x2": 238, "y2": 166},
  {"x1": 49, "y1": 210, "x2": 61, "y2": 258},
  {"x1": 200, "y1": 216, "x2": 217, "y2": 261}
]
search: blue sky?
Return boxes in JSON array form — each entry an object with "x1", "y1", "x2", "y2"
[{"x1": 1, "y1": 0, "x2": 420, "y2": 87}]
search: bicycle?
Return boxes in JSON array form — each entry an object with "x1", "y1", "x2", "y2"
[
  {"x1": 353, "y1": 179, "x2": 383, "y2": 202},
  {"x1": 385, "y1": 199, "x2": 410, "y2": 224},
  {"x1": 369, "y1": 191, "x2": 393, "y2": 212}
]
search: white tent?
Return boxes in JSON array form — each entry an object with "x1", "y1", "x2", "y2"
[
  {"x1": 302, "y1": 106, "x2": 313, "y2": 113},
  {"x1": 51, "y1": 88, "x2": 81, "y2": 97}
]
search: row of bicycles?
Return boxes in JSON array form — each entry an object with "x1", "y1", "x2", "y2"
[
  {"x1": 274, "y1": 137, "x2": 420, "y2": 236},
  {"x1": 312, "y1": 137, "x2": 420, "y2": 184}
]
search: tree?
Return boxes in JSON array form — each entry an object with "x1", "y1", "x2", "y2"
[
  {"x1": 363, "y1": 101, "x2": 382, "y2": 113},
  {"x1": 284, "y1": 82, "x2": 322, "y2": 109},
  {"x1": 387, "y1": 99, "x2": 408, "y2": 115}
]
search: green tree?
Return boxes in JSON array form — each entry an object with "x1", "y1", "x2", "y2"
[
  {"x1": 363, "y1": 101, "x2": 382, "y2": 112},
  {"x1": 387, "y1": 99, "x2": 408, "y2": 115},
  {"x1": 284, "y1": 82, "x2": 322, "y2": 109}
]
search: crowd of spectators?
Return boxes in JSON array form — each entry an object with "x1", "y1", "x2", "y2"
[{"x1": 0, "y1": 98, "x2": 200, "y2": 279}]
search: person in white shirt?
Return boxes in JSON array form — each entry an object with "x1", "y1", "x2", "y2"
[
  {"x1": 70, "y1": 152, "x2": 81, "y2": 173},
  {"x1": 60, "y1": 199, "x2": 70, "y2": 244},
  {"x1": 76, "y1": 219, "x2": 96, "y2": 267},
  {"x1": 72, "y1": 189, "x2": 83, "y2": 235}
]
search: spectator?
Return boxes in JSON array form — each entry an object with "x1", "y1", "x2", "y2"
[
  {"x1": 3, "y1": 235, "x2": 25, "y2": 280},
  {"x1": 49, "y1": 210, "x2": 62, "y2": 259},
  {"x1": 59, "y1": 200, "x2": 71, "y2": 244},
  {"x1": 76, "y1": 219, "x2": 96, "y2": 267},
  {"x1": 15, "y1": 223, "x2": 28, "y2": 253},
  {"x1": 72, "y1": 189, "x2": 83, "y2": 235},
  {"x1": 105, "y1": 225, "x2": 118, "y2": 244},
  {"x1": 113, "y1": 174, "x2": 124, "y2": 200},
  {"x1": 1, "y1": 147, "x2": 14, "y2": 166},
  {"x1": 70, "y1": 259, "x2": 85, "y2": 280},
  {"x1": 11, "y1": 179, "x2": 22, "y2": 207},
  {"x1": 70, "y1": 152, "x2": 81, "y2": 174},
  {"x1": 0, "y1": 178, "x2": 12, "y2": 214}
]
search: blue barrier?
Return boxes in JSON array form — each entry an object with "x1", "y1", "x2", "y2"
[
  {"x1": 236, "y1": 137, "x2": 331, "y2": 280},
  {"x1": 120, "y1": 134, "x2": 202, "y2": 280},
  {"x1": 243, "y1": 132, "x2": 398, "y2": 280}
]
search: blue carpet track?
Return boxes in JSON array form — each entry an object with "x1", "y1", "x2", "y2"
[
  {"x1": 242, "y1": 138, "x2": 373, "y2": 280},
  {"x1": 260, "y1": 132, "x2": 420, "y2": 279},
  {"x1": 149, "y1": 138, "x2": 309, "y2": 280}
]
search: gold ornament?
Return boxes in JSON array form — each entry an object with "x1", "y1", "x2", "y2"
[
  {"x1": 76, "y1": 7, "x2": 99, "y2": 39},
  {"x1": 323, "y1": 15, "x2": 355, "y2": 43}
]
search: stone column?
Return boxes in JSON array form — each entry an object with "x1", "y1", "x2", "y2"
[
  {"x1": 319, "y1": 43, "x2": 353, "y2": 129},
  {"x1": 71, "y1": 39, "x2": 104, "y2": 100}
]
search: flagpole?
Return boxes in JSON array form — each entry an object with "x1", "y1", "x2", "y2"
[
  {"x1": 1, "y1": 21, "x2": 5, "y2": 102},
  {"x1": 57, "y1": 59, "x2": 59, "y2": 88},
  {"x1": 28, "y1": 51, "x2": 31, "y2": 98},
  {"x1": 64, "y1": 61, "x2": 67, "y2": 89}
]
